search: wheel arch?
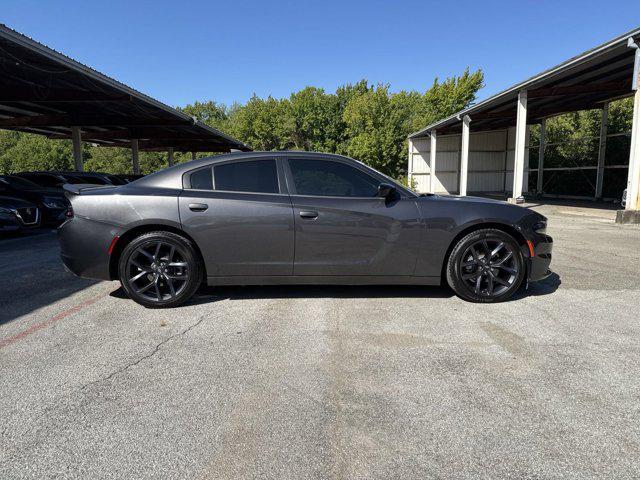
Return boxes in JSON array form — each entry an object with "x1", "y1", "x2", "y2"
[
  {"x1": 440, "y1": 221, "x2": 528, "y2": 281},
  {"x1": 109, "y1": 223, "x2": 206, "y2": 280}
]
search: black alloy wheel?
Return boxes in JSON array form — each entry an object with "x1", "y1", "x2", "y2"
[
  {"x1": 118, "y1": 231, "x2": 202, "y2": 308},
  {"x1": 446, "y1": 228, "x2": 525, "y2": 303}
]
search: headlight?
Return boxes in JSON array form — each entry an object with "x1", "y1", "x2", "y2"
[
  {"x1": 0, "y1": 206, "x2": 14, "y2": 217},
  {"x1": 42, "y1": 197, "x2": 66, "y2": 209},
  {"x1": 533, "y1": 220, "x2": 547, "y2": 234}
]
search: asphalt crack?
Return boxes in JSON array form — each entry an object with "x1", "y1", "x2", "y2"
[{"x1": 81, "y1": 314, "x2": 207, "y2": 390}]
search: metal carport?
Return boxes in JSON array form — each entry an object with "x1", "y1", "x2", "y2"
[
  {"x1": 408, "y1": 26, "x2": 640, "y2": 223},
  {"x1": 0, "y1": 24, "x2": 250, "y2": 174}
]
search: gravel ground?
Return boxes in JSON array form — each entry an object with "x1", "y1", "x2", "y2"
[{"x1": 1, "y1": 203, "x2": 639, "y2": 479}]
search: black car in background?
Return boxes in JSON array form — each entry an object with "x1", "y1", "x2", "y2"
[
  {"x1": 13, "y1": 172, "x2": 77, "y2": 189},
  {"x1": 57, "y1": 171, "x2": 127, "y2": 186},
  {"x1": 0, "y1": 175, "x2": 69, "y2": 225},
  {"x1": 113, "y1": 174, "x2": 144, "y2": 183},
  {"x1": 0, "y1": 195, "x2": 40, "y2": 233},
  {"x1": 14, "y1": 171, "x2": 129, "y2": 187}
]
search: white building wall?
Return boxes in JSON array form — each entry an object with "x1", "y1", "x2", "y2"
[{"x1": 408, "y1": 128, "x2": 530, "y2": 195}]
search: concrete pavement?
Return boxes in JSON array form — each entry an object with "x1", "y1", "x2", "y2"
[{"x1": 1, "y1": 204, "x2": 639, "y2": 479}]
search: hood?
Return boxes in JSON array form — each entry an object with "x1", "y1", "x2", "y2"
[{"x1": 0, "y1": 196, "x2": 37, "y2": 209}]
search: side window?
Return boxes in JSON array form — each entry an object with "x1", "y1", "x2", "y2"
[
  {"x1": 289, "y1": 159, "x2": 379, "y2": 197},
  {"x1": 213, "y1": 159, "x2": 279, "y2": 194},
  {"x1": 190, "y1": 168, "x2": 213, "y2": 190}
]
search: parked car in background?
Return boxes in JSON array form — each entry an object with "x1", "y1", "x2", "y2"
[
  {"x1": 14, "y1": 172, "x2": 75, "y2": 189},
  {"x1": 14, "y1": 171, "x2": 129, "y2": 188},
  {"x1": 0, "y1": 196, "x2": 40, "y2": 233},
  {"x1": 59, "y1": 152, "x2": 553, "y2": 308},
  {"x1": 56, "y1": 171, "x2": 127, "y2": 186},
  {"x1": 0, "y1": 175, "x2": 70, "y2": 226}
]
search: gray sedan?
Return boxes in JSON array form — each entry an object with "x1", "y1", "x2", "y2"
[{"x1": 58, "y1": 152, "x2": 552, "y2": 307}]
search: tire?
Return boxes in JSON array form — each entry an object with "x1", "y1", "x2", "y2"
[
  {"x1": 446, "y1": 228, "x2": 525, "y2": 303},
  {"x1": 118, "y1": 231, "x2": 203, "y2": 308}
]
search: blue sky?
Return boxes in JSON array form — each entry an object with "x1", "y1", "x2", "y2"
[{"x1": 3, "y1": 0, "x2": 640, "y2": 108}]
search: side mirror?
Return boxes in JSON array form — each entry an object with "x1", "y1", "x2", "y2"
[{"x1": 377, "y1": 183, "x2": 396, "y2": 199}]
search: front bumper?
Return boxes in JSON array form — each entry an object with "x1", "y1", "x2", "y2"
[
  {"x1": 0, "y1": 210, "x2": 40, "y2": 232},
  {"x1": 58, "y1": 216, "x2": 120, "y2": 280},
  {"x1": 527, "y1": 232, "x2": 553, "y2": 281}
]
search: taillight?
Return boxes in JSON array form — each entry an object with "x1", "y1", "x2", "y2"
[{"x1": 65, "y1": 205, "x2": 74, "y2": 218}]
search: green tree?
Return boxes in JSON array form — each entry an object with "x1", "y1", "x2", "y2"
[{"x1": 179, "y1": 100, "x2": 229, "y2": 130}]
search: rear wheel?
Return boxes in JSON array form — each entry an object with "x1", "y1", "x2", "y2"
[
  {"x1": 118, "y1": 231, "x2": 202, "y2": 308},
  {"x1": 446, "y1": 228, "x2": 525, "y2": 303}
]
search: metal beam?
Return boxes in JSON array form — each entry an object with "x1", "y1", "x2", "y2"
[
  {"x1": 0, "y1": 87, "x2": 130, "y2": 102},
  {"x1": 510, "y1": 90, "x2": 528, "y2": 203},
  {"x1": 0, "y1": 114, "x2": 191, "y2": 128},
  {"x1": 71, "y1": 126, "x2": 83, "y2": 172},
  {"x1": 537, "y1": 119, "x2": 546, "y2": 195},
  {"x1": 48, "y1": 129, "x2": 217, "y2": 141},
  {"x1": 595, "y1": 103, "x2": 609, "y2": 198},
  {"x1": 131, "y1": 139, "x2": 140, "y2": 175},
  {"x1": 407, "y1": 138, "x2": 414, "y2": 190},
  {"x1": 167, "y1": 147, "x2": 174, "y2": 167},
  {"x1": 527, "y1": 80, "x2": 630, "y2": 99},
  {"x1": 625, "y1": 67, "x2": 640, "y2": 210},
  {"x1": 430, "y1": 130, "x2": 437, "y2": 194},
  {"x1": 459, "y1": 116, "x2": 471, "y2": 196}
]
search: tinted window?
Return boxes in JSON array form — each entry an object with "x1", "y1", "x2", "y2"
[
  {"x1": 190, "y1": 168, "x2": 213, "y2": 190},
  {"x1": 214, "y1": 160, "x2": 279, "y2": 193},
  {"x1": 289, "y1": 159, "x2": 379, "y2": 197}
]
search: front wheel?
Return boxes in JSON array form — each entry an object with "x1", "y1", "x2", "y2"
[
  {"x1": 446, "y1": 228, "x2": 525, "y2": 303},
  {"x1": 118, "y1": 231, "x2": 203, "y2": 308}
]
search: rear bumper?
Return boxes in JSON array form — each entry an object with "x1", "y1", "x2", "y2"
[
  {"x1": 527, "y1": 233, "x2": 553, "y2": 281},
  {"x1": 58, "y1": 216, "x2": 120, "y2": 280},
  {"x1": 42, "y1": 207, "x2": 68, "y2": 225}
]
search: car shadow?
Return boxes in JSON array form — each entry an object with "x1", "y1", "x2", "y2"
[
  {"x1": 0, "y1": 230, "x2": 99, "y2": 326},
  {"x1": 110, "y1": 283, "x2": 456, "y2": 306},
  {"x1": 110, "y1": 274, "x2": 560, "y2": 307},
  {"x1": 511, "y1": 271, "x2": 562, "y2": 301}
]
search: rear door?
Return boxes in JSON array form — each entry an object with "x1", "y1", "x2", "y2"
[
  {"x1": 179, "y1": 157, "x2": 294, "y2": 277},
  {"x1": 284, "y1": 157, "x2": 422, "y2": 276}
]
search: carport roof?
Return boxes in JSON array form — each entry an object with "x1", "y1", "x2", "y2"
[
  {"x1": 409, "y1": 26, "x2": 640, "y2": 138},
  {"x1": 0, "y1": 24, "x2": 251, "y2": 152}
]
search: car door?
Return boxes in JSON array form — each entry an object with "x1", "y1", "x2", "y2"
[
  {"x1": 284, "y1": 156, "x2": 422, "y2": 276},
  {"x1": 179, "y1": 157, "x2": 294, "y2": 277}
]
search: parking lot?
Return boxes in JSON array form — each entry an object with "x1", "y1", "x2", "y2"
[{"x1": 1, "y1": 202, "x2": 639, "y2": 479}]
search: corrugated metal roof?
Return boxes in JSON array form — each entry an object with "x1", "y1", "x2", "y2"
[{"x1": 409, "y1": 26, "x2": 640, "y2": 139}]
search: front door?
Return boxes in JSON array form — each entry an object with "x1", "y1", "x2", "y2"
[
  {"x1": 285, "y1": 157, "x2": 422, "y2": 276},
  {"x1": 179, "y1": 158, "x2": 294, "y2": 277}
]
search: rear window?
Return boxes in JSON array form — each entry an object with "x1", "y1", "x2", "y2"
[
  {"x1": 190, "y1": 168, "x2": 213, "y2": 190},
  {"x1": 213, "y1": 160, "x2": 279, "y2": 194}
]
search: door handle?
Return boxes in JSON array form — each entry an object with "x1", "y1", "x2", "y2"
[
  {"x1": 299, "y1": 210, "x2": 318, "y2": 219},
  {"x1": 188, "y1": 203, "x2": 208, "y2": 212}
]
